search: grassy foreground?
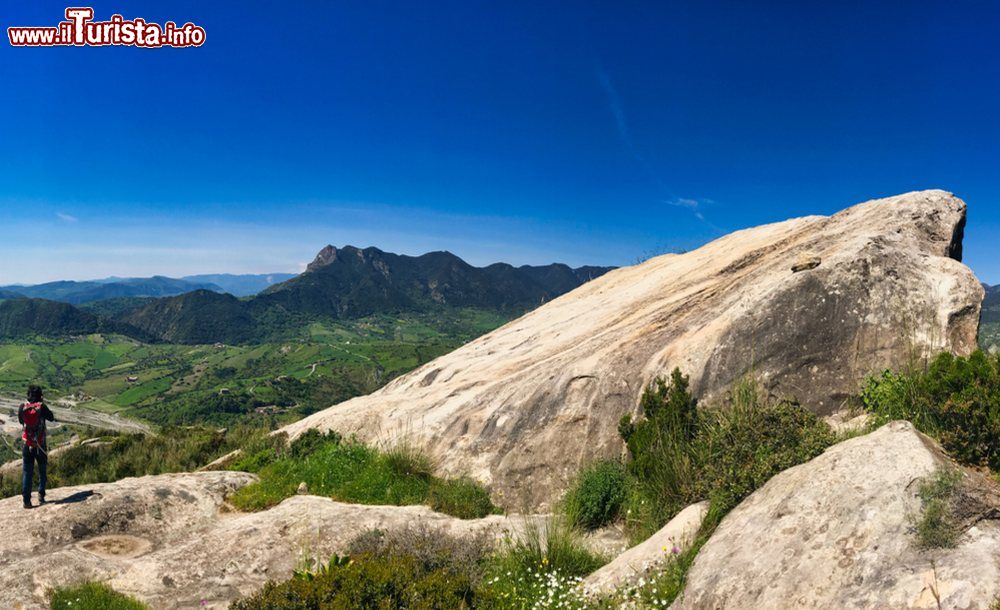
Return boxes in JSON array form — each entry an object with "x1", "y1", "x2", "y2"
[
  {"x1": 228, "y1": 430, "x2": 500, "y2": 519},
  {"x1": 31, "y1": 353, "x2": 1000, "y2": 609}
]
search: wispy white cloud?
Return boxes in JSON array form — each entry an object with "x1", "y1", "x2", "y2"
[
  {"x1": 664, "y1": 197, "x2": 725, "y2": 231},
  {"x1": 55, "y1": 212, "x2": 78, "y2": 223},
  {"x1": 666, "y1": 197, "x2": 701, "y2": 210}
]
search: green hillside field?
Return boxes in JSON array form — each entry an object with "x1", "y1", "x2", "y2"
[{"x1": 0, "y1": 308, "x2": 510, "y2": 427}]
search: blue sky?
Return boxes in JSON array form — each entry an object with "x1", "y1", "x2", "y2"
[{"x1": 2, "y1": 1, "x2": 998, "y2": 284}]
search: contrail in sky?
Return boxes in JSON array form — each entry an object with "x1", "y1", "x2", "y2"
[{"x1": 598, "y1": 66, "x2": 723, "y2": 233}]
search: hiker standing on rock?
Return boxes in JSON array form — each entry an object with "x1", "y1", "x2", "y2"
[{"x1": 19, "y1": 385, "x2": 54, "y2": 509}]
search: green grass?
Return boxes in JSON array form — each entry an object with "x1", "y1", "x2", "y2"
[
  {"x1": 227, "y1": 432, "x2": 499, "y2": 519},
  {"x1": 229, "y1": 441, "x2": 428, "y2": 510},
  {"x1": 429, "y1": 477, "x2": 502, "y2": 519},
  {"x1": 231, "y1": 552, "x2": 478, "y2": 610},
  {"x1": 915, "y1": 468, "x2": 962, "y2": 549},
  {"x1": 50, "y1": 582, "x2": 151, "y2": 610},
  {"x1": 474, "y1": 518, "x2": 608, "y2": 609}
]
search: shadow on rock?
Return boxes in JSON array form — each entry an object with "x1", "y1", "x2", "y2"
[{"x1": 54, "y1": 490, "x2": 96, "y2": 505}]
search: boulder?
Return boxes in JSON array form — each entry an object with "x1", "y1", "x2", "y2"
[
  {"x1": 0, "y1": 472, "x2": 543, "y2": 609},
  {"x1": 583, "y1": 501, "x2": 709, "y2": 594},
  {"x1": 674, "y1": 422, "x2": 1000, "y2": 609},
  {"x1": 280, "y1": 190, "x2": 983, "y2": 509}
]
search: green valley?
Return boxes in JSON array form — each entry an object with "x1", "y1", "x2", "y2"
[
  {"x1": 0, "y1": 246, "x2": 614, "y2": 435},
  {"x1": 0, "y1": 308, "x2": 511, "y2": 428}
]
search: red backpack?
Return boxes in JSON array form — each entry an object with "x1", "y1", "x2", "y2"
[{"x1": 21, "y1": 402, "x2": 46, "y2": 448}]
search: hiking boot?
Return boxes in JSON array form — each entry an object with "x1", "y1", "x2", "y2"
[
  {"x1": 38, "y1": 496, "x2": 46, "y2": 505},
  {"x1": 22, "y1": 500, "x2": 32, "y2": 509}
]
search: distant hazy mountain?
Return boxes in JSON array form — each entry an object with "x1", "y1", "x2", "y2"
[
  {"x1": 181, "y1": 273, "x2": 297, "y2": 297},
  {"x1": 0, "y1": 289, "x2": 22, "y2": 300},
  {"x1": 2, "y1": 276, "x2": 222, "y2": 305},
  {"x1": 121, "y1": 246, "x2": 615, "y2": 344}
]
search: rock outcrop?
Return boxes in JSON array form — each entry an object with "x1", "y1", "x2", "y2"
[
  {"x1": 584, "y1": 501, "x2": 709, "y2": 594},
  {"x1": 281, "y1": 190, "x2": 983, "y2": 509},
  {"x1": 0, "y1": 472, "x2": 544, "y2": 609},
  {"x1": 674, "y1": 422, "x2": 1000, "y2": 609}
]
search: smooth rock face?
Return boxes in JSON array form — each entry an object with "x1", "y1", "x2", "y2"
[
  {"x1": 280, "y1": 190, "x2": 983, "y2": 510},
  {"x1": 0, "y1": 472, "x2": 542, "y2": 609},
  {"x1": 674, "y1": 422, "x2": 1000, "y2": 610},
  {"x1": 584, "y1": 501, "x2": 709, "y2": 594}
]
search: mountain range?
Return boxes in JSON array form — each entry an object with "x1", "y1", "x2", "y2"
[
  {"x1": 0, "y1": 277, "x2": 222, "y2": 305},
  {"x1": 180, "y1": 273, "x2": 297, "y2": 297},
  {"x1": 121, "y1": 246, "x2": 615, "y2": 343},
  {"x1": 255, "y1": 246, "x2": 612, "y2": 318},
  {"x1": 0, "y1": 246, "x2": 614, "y2": 344},
  {"x1": 0, "y1": 273, "x2": 298, "y2": 305}
]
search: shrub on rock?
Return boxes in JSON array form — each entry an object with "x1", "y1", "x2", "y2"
[
  {"x1": 863, "y1": 350, "x2": 1000, "y2": 469},
  {"x1": 563, "y1": 459, "x2": 627, "y2": 531}
]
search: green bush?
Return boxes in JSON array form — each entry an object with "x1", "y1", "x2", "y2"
[
  {"x1": 230, "y1": 552, "x2": 476, "y2": 610},
  {"x1": 50, "y1": 582, "x2": 151, "y2": 610},
  {"x1": 290, "y1": 429, "x2": 343, "y2": 460},
  {"x1": 347, "y1": 525, "x2": 494, "y2": 583},
  {"x1": 563, "y1": 460, "x2": 627, "y2": 530},
  {"x1": 621, "y1": 370, "x2": 834, "y2": 543},
  {"x1": 863, "y1": 350, "x2": 1000, "y2": 469},
  {"x1": 226, "y1": 431, "x2": 291, "y2": 473},
  {"x1": 620, "y1": 369, "x2": 699, "y2": 481},
  {"x1": 696, "y1": 383, "x2": 835, "y2": 514}
]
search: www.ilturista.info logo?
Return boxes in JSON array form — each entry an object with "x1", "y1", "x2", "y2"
[{"x1": 8, "y1": 8, "x2": 205, "y2": 48}]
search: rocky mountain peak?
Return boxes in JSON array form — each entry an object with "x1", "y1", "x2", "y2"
[{"x1": 305, "y1": 245, "x2": 339, "y2": 273}]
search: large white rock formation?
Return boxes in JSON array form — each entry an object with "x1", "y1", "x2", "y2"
[{"x1": 281, "y1": 190, "x2": 983, "y2": 509}]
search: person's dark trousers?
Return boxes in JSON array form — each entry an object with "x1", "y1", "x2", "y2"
[{"x1": 21, "y1": 445, "x2": 47, "y2": 504}]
